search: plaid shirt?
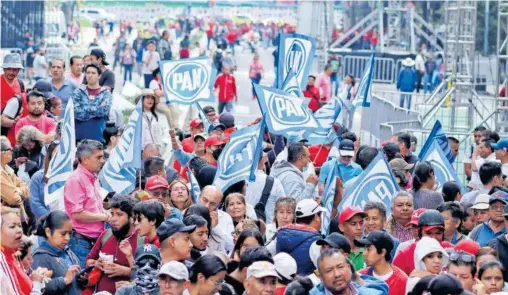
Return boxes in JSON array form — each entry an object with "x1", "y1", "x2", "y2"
[
  {"x1": 72, "y1": 86, "x2": 112, "y2": 122},
  {"x1": 387, "y1": 218, "x2": 414, "y2": 243}
]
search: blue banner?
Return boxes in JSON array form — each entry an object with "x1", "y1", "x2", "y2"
[
  {"x1": 340, "y1": 153, "x2": 399, "y2": 213},
  {"x1": 276, "y1": 33, "x2": 316, "y2": 89},
  {"x1": 213, "y1": 121, "x2": 264, "y2": 192},
  {"x1": 197, "y1": 104, "x2": 213, "y2": 133},
  {"x1": 321, "y1": 158, "x2": 340, "y2": 235},
  {"x1": 160, "y1": 56, "x2": 217, "y2": 105},
  {"x1": 99, "y1": 100, "x2": 143, "y2": 194},
  {"x1": 420, "y1": 140, "x2": 464, "y2": 192},
  {"x1": 254, "y1": 84, "x2": 319, "y2": 135},
  {"x1": 353, "y1": 54, "x2": 375, "y2": 107},
  {"x1": 187, "y1": 168, "x2": 201, "y2": 204},
  {"x1": 44, "y1": 99, "x2": 76, "y2": 211},
  {"x1": 281, "y1": 69, "x2": 303, "y2": 97},
  {"x1": 303, "y1": 98, "x2": 341, "y2": 145},
  {"x1": 418, "y1": 120, "x2": 455, "y2": 164}
]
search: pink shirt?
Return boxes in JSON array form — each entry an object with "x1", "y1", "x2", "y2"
[
  {"x1": 316, "y1": 73, "x2": 332, "y2": 103},
  {"x1": 14, "y1": 116, "x2": 56, "y2": 137},
  {"x1": 249, "y1": 61, "x2": 264, "y2": 79},
  {"x1": 65, "y1": 72, "x2": 84, "y2": 85},
  {"x1": 64, "y1": 165, "x2": 106, "y2": 238}
]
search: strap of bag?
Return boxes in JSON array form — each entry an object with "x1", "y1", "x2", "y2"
[{"x1": 259, "y1": 176, "x2": 274, "y2": 207}]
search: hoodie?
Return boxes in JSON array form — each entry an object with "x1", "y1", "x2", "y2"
[
  {"x1": 276, "y1": 224, "x2": 321, "y2": 276},
  {"x1": 31, "y1": 239, "x2": 81, "y2": 295},
  {"x1": 405, "y1": 237, "x2": 449, "y2": 295},
  {"x1": 270, "y1": 161, "x2": 316, "y2": 201},
  {"x1": 310, "y1": 275, "x2": 389, "y2": 295}
]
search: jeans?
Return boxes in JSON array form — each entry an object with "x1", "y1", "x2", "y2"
[
  {"x1": 123, "y1": 64, "x2": 133, "y2": 82},
  {"x1": 416, "y1": 71, "x2": 423, "y2": 93},
  {"x1": 219, "y1": 101, "x2": 233, "y2": 114},
  {"x1": 229, "y1": 42, "x2": 235, "y2": 55},
  {"x1": 207, "y1": 36, "x2": 212, "y2": 50},
  {"x1": 251, "y1": 76, "x2": 261, "y2": 97},
  {"x1": 400, "y1": 93, "x2": 412, "y2": 110},
  {"x1": 144, "y1": 74, "x2": 153, "y2": 88},
  {"x1": 330, "y1": 73, "x2": 340, "y2": 96},
  {"x1": 423, "y1": 74, "x2": 433, "y2": 93},
  {"x1": 68, "y1": 233, "x2": 94, "y2": 268}
]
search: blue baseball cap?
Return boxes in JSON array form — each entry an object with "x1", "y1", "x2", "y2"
[{"x1": 491, "y1": 139, "x2": 508, "y2": 150}]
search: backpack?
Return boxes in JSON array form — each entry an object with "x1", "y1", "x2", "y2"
[
  {"x1": 100, "y1": 229, "x2": 145, "y2": 249},
  {"x1": 254, "y1": 176, "x2": 274, "y2": 222},
  {"x1": 1, "y1": 80, "x2": 24, "y2": 136}
]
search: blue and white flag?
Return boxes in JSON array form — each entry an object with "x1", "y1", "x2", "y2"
[
  {"x1": 281, "y1": 69, "x2": 303, "y2": 97},
  {"x1": 339, "y1": 153, "x2": 399, "y2": 213},
  {"x1": 276, "y1": 33, "x2": 316, "y2": 89},
  {"x1": 418, "y1": 120, "x2": 455, "y2": 164},
  {"x1": 303, "y1": 98, "x2": 341, "y2": 145},
  {"x1": 197, "y1": 104, "x2": 213, "y2": 133},
  {"x1": 420, "y1": 140, "x2": 464, "y2": 192},
  {"x1": 254, "y1": 84, "x2": 319, "y2": 135},
  {"x1": 321, "y1": 158, "x2": 340, "y2": 235},
  {"x1": 44, "y1": 99, "x2": 76, "y2": 211},
  {"x1": 353, "y1": 54, "x2": 375, "y2": 107},
  {"x1": 213, "y1": 121, "x2": 264, "y2": 192},
  {"x1": 187, "y1": 169, "x2": 201, "y2": 204},
  {"x1": 160, "y1": 56, "x2": 217, "y2": 105},
  {"x1": 99, "y1": 100, "x2": 143, "y2": 194}
]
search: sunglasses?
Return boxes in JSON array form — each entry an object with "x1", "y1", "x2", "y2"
[{"x1": 448, "y1": 252, "x2": 475, "y2": 263}]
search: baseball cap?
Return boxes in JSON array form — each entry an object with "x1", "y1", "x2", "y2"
[
  {"x1": 212, "y1": 123, "x2": 226, "y2": 132},
  {"x1": 491, "y1": 139, "x2": 508, "y2": 151},
  {"x1": 190, "y1": 118, "x2": 204, "y2": 129},
  {"x1": 295, "y1": 199, "x2": 326, "y2": 218},
  {"x1": 145, "y1": 175, "x2": 169, "y2": 190},
  {"x1": 273, "y1": 253, "x2": 297, "y2": 281},
  {"x1": 156, "y1": 218, "x2": 196, "y2": 243},
  {"x1": 471, "y1": 194, "x2": 490, "y2": 210},
  {"x1": 90, "y1": 48, "x2": 109, "y2": 65},
  {"x1": 202, "y1": 106, "x2": 216, "y2": 114},
  {"x1": 159, "y1": 261, "x2": 189, "y2": 281},
  {"x1": 354, "y1": 230, "x2": 394, "y2": 253},
  {"x1": 427, "y1": 273, "x2": 464, "y2": 295},
  {"x1": 504, "y1": 203, "x2": 508, "y2": 217},
  {"x1": 454, "y1": 239, "x2": 481, "y2": 256},
  {"x1": 338, "y1": 139, "x2": 355, "y2": 157},
  {"x1": 389, "y1": 158, "x2": 414, "y2": 171},
  {"x1": 219, "y1": 112, "x2": 235, "y2": 128},
  {"x1": 489, "y1": 195, "x2": 508, "y2": 205},
  {"x1": 205, "y1": 135, "x2": 224, "y2": 148},
  {"x1": 418, "y1": 209, "x2": 445, "y2": 232},
  {"x1": 338, "y1": 206, "x2": 367, "y2": 224},
  {"x1": 410, "y1": 208, "x2": 427, "y2": 226},
  {"x1": 32, "y1": 80, "x2": 55, "y2": 98},
  {"x1": 134, "y1": 244, "x2": 161, "y2": 263},
  {"x1": 316, "y1": 233, "x2": 352, "y2": 254},
  {"x1": 194, "y1": 132, "x2": 208, "y2": 142},
  {"x1": 246, "y1": 261, "x2": 280, "y2": 280}
]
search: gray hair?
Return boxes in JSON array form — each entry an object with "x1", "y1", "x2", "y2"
[
  {"x1": 0, "y1": 136, "x2": 11, "y2": 151},
  {"x1": 16, "y1": 126, "x2": 44, "y2": 145},
  {"x1": 392, "y1": 191, "x2": 413, "y2": 203},
  {"x1": 76, "y1": 139, "x2": 103, "y2": 162},
  {"x1": 363, "y1": 200, "x2": 387, "y2": 219}
]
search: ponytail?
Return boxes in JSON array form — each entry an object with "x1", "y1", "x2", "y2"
[
  {"x1": 35, "y1": 211, "x2": 71, "y2": 237},
  {"x1": 412, "y1": 161, "x2": 434, "y2": 192}
]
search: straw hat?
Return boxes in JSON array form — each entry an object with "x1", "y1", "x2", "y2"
[{"x1": 402, "y1": 57, "x2": 415, "y2": 67}]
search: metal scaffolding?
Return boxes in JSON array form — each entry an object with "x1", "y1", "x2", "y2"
[{"x1": 496, "y1": 0, "x2": 508, "y2": 133}]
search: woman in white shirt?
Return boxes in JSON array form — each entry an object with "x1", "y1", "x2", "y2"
[{"x1": 137, "y1": 89, "x2": 169, "y2": 154}]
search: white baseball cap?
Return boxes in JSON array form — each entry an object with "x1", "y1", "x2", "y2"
[
  {"x1": 273, "y1": 253, "x2": 297, "y2": 281},
  {"x1": 295, "y1": 199, "x2": 327, "y2": 218},
  {"x1": 159, "y1": 261, "x2": 189, "y2": 281},
  {"x1": 246, "y1": 261, "x2": 280, "y2": 280},
  {"x1": 471, "y1": 194, "x2": 490, "y2": 210}
]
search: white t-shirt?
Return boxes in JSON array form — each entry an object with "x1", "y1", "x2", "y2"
[
  {"x1": 33, "y1": 55, "x2": 48, "y2": 78},
  {"x1": 142, "y1": 51, "x2": 160, "y2": 74},
  {"x1": 2, "y1": 96, "x2": 22, "y2": 118},
  {"x1": 503, "y1": 163, "x2": 508, "y2": 177}
]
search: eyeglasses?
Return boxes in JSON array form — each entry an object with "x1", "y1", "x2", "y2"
[
  {"x1": 209, "y1": 278, "x2": 224, "y2": 286},
  {"x1": 151, "y1": 191, "x2": 169, "y2": 198},
  {"x1": 490, "y1": 204, "x2": 505, "y2": 211},
  {"x1": 448, "y1": 252, "x2": 475, "y2": 263}
]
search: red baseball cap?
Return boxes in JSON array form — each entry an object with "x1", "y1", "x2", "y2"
[
  {"x1": 455, "y1": 239, "x2": 480, "y2": 256},
  {"x1": 338, "y1": 207, "x2": 367, "y2": 224},
  {"x1": 145, "y1": 175, "x2": 169, "y2": 190},
  {"x1": 410, "y1": 208, "x2": 427, "y2": 226},
  {"x1": 205, "y1": 136, "x2": 224, "y2": 149},
  {"x1": 189, "y1": 118, "x2": 203, "y2": 129}
]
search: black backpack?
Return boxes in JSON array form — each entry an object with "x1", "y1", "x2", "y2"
[{"x1": 1, "y1": 79, "x2": 25, "y2": 135}]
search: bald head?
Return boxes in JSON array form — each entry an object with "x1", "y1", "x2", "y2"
[
  {"x1": 142, "y1": 143, "x2": 161, "y2": 160},
  {"x1": 199, "y1": 185, "x2": 223, "y2": 211}
]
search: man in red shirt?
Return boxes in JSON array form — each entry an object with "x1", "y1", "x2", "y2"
[
  {"x1": 174, "y1": 118, "x2": 204, "y2": 172},
  {"x1": 1, "y1": 53, "x2": 28, "y2": 145},
  {"x1": 303, "y1": 75, "x2": 320, "y2": 112},
  {"x1": 15, "y1": 87, "x2": 57, "y2": 144},
  {"x1": 356, "y1": 231, "x2": 408, "y2": 295},
  {"x1": 214, "y1": 66, "x2": 237, "y2": 114},
  {"x1": 392, "y1": 210, "x2": 454, "y2": 276},
  {"x1": 227, "y1": 28, "x2": 237, "y2": 55}
]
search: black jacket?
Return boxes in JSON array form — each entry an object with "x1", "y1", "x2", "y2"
[{"x1": 488, "y1": 234, "x2": 508, "y2": 280}]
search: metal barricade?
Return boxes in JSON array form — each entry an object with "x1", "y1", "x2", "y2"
[{"x1": 341, "y1": 56, "x2": 396, "y2": 83}]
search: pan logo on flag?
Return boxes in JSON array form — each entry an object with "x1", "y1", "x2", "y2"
[
  {"x1": 285, "y1": 39, "x2": 306, "y2": 76},
  {"x1": 349, "y1": 173, "x2": 398, "y2": 207},
  {"x1": 166, "y1": 62, "x2": 208, "y2": 100},
  {"x1": 218, "y1": 137, "x2": 255, "y2": 180},
  {"x1": 268, "y1": 93, "x2": 311, "y2": 126}
]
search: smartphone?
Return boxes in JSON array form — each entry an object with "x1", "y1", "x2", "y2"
[{"x1": 79, "y1": 265, "x2": 95, "y2": 276}]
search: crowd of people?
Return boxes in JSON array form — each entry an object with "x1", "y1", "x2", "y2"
[{"x1": 1, "y1": 14, "x2": 508, "y2": 295}]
